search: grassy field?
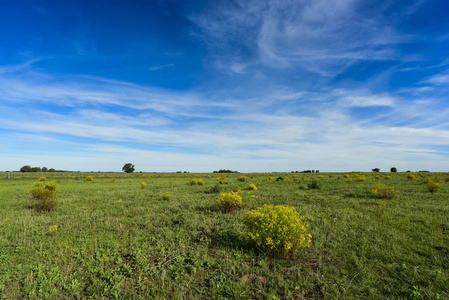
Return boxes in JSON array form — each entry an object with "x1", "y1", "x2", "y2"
[{"x1": 0, "y1": 172, "x2": 448, "y2": 299}]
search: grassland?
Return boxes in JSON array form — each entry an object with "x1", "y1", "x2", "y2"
[{"x1": 0, "y1": 172, "x2": 448, "y2": 299}]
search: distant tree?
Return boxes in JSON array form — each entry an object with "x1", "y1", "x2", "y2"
[
  {"x1": 214, "y1": 169, "x2": 238, "y2": 173},
  {"x1": 30, "y1": 167, "x2": 41, "y2": 172},
  {"x1": 122, "y1": 163, "x2": 135, "y2": 173},
  {"x1": 390, "y1": 167, "x2": 397, "y2": 173},
  {"x1": 372, "y1": 168, "x2": 380, "y2": 172},
  {"x1": 20, "y1": 165, "x2": 32, "y2": 172},
  {"x1": 48, "y1": 168, "x2": 56, "y2": 172},
  {"x1": 42, "y1": 167, "x2": 48, "y2": 172}
]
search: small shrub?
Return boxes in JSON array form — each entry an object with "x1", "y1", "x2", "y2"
[
  {"x1": 267, "y1": 176, "x2": 273, "y2": 181},
  {"x1": 445, "y1": 176, "x2": 449, "y2": 182},
  {"x1": 427, "y1": 182, "x2": 440, "y2": 193},
  {"x1": 205, "y1": 184, "x2": 221, "y2": 194},
  {"x1": 248, "y1": 183, "x2": 257, "y2": 191},
  {"x1": 371, "y1": 184, "x2": 398, "y2": 199},
  {"x1": 237, "y1": 176, "x2": 247, "y2": 182},
  {"x1": 407, "y1": 174, "x2": 416, "y2": 181},
  {"x1": 216, "y1": 191, "x2": 242, "y2": 213},
  {"x1": 385, "y1": 176, "x2": 391, "y2": 180},
  {"x1": 30, "y1": 181, "x2": 59, "y2": 211},
  {"x1": 85, "y1": 176, "x2": 93, "y2": 181},
  {"x1": 160, "y1": 191, "x2": 172, "y2": 201},
  {"x1": 275, "y1": 176, "x2": 284, "y2": 182},
  {"x1": 49, "y1": 225, "x2": 58, "y2": 233},
  {"x1": 317, "y1": 175, "x2": 323, "y2": 179},
  {"x1": 343, "y1": 174, "x2": 350, "y2": 178},
  {"x1": 216, "y1": 175, "x2": 227, "y2": 184},
  {"x1": 140, "y1": 182, "x2": 147, "y2": 189},
  {"x1": 241, "y1": 205, "x2": 312, "y2": 258},
  {"x1": 189, "y1": 179, "x2": 198, "y2": 185},
  {"x1": 38, "y1": 177, "x2": 46, "y2": 181},
  {"x1": 354, "y1": 175, "x2": 366, "y2": 182},
  {"x1": 197, "y1": 179, "x2": 205, "y2": 186},
  {"x1": 307, "y1": 180, "x2": 320, "y2": 190}
]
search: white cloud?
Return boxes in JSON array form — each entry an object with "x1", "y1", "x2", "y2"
[
  {"x1": 334, "y1": 89, "x2": 396, "y2": 107},
  {"x1": 421, "y1": 71, "x2": 449, "y2": 85},
  {"x1": 148, "y1": 64, "x2": 175, "y2": 71},
  {"x1": 1, "y1": 62, "x2": 449, "y2": 172},
  {"x1": 189, "y1": 0, "x2": 413, "y2": 76}
]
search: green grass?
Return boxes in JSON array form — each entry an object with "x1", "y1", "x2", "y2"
[{"x1": 0, "y1": 172, "x2": 448, "y2": 299}]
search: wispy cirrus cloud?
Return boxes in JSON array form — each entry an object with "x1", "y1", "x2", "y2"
[{"x1": 189, "y1": 0, "x2": 417, "y2": 76}]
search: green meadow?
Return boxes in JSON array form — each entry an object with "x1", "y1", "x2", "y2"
[{"x1": 0, "y1": 172, "x2": 448, "y2": 299}]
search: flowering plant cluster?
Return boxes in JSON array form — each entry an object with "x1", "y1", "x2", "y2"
[
  {"x1": 189, "y1": 178, "x2": 205, "y2": 186},
  {"x1": 49, "y1": 225, "x2": 58, "y2": 233},
  {"x1": 85, "y1": 176, "x2": 93, "y2": 181},
  {"x1": 427, "y1": 182, "x2": 440, "y2": 193},
  {"x1": 216, "y1": 191, "x2": 242, "y2": 213},
  {"x1": 30, "y1": 180, "x2": 59, "y2": 211},
  {"x1": 352, "y1": 174, "x2": 366, "y2": 181},
  {"x1": 371, "y1": 183, "x2": 399, "y2": 199},
  {"x1": 140, "y1": 182, "x2": 147, "y2": 189},
  {"x1": 38, "y1": 177, "x2": 46, "y2": 181},
  {"x1": 241, "y1": 204, "x2": 312, "y2": 258},
  {"x1": 248, "y1": 183, "x2": 257, "y2": 191},
  {"x1": 216, "y1": 175, "x2": 229, "y2": 184},
  {"x1": 160, "y1": 191, "x2": 172, "y2": 201},
  {"x1": 237, "y1": 176, "x2": 247, "y2": 182},
  {"x1": 407, "y1": 174, "x2": 416, "y2": 181}
]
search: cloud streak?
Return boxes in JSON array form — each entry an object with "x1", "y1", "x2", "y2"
[{"x1": 1, "y1": 61, "x2": 449, "y2": 172}]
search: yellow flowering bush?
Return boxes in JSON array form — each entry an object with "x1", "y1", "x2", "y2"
[
  {"x1": 49, "y1": 225, "x2": 58, "y2": 233},
  {"x1": 385, "y1": 175, "x2": 391, "y2": 180},
  {"x1": 85, "y1": 176, "x2": 93, "y2": 181},
  {"x1": 30, "y1": 181, "x2": 59, "y2": 211},
  {"x1": 140, "y1": 182, "x2": 147, "y2": 189},
  {"x1": 189, "y1": 179, "x2": 197, "y2": 185},
  {"x1": 248, "y1": 183, "x2": 257, "y2": 191},
  {"x1": 216, "y1": 191, "x2": 242, "y2": 213},
  {"x1": 317, "y1": 175, "x2": 323, "y2": 179},
  {"x1": 371, "y1": 184, "x2": 398, "y2": 199},
  {"x1": 241, "y1": 205, "x2": 312, "y2": 258},
  {"x1": 238, "y1": 176, "x2": 247, "y2": 182},
  {"x1": 352, "y1": 174, "x2": 366, "y2": 181},
  {"x1": 44, "y1": 181, "x2": 59, "y2": 192},
  {"x1": 160, "y1": 191, "x2": 172, "y2": 201},
  {"x1": 216, "y1": 175, "x2": 227, "y2": 184},
  {"x1": 343, "y1": 174, "x2": 350, "y2": 178},
  {"x1": 38, "y1": 177, "x2": 46, "y2": 181},
  {"x1": 197, "y1": 179, "x2": 205, "y2": 185},
  {"x1": 427, "y1": 182, "x2": 440, "y2": 193},
  {"x1": 407, "y1": 174, "x2": 416, "y2": 180}
]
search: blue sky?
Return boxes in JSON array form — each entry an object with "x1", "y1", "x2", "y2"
[{"x1": 1, "y1": 0, "x2": 449, "y2": 172}]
